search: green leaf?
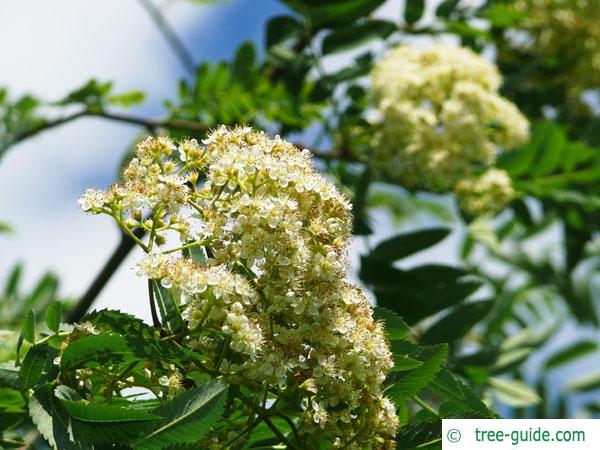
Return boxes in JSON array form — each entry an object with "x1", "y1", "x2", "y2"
[
  {"x1": 44, "y1": 301, "x2": 62, "y2": 333},
  {"x1": 266, "y1": 15, "x2": 302, "y2": 48},
  {"x1": 243, "y1": 416, "x2": 292, "y2": 448},
  {"x1": 134, "y1": 380, "x2": 228, "y2": 450},
  {"x1": 387, "y1": 343, "x2": 447, "y2": 402},
  {"x1": 566, "y1": 372, "x2": 600, "y2": 393},
  {"x1": 60, "y1": 400, "x2": 162, "y2": 423},
  {"x1": 21, "y1": 273, "x2": 59, "y2": 314},
  {"x1": 420, "y1": 300, "x2": 494, "y2": 345},
  {"x1": 19, "y1": 343, "x2": 49, "y2": 390},
  {"x1": 108, "y1": 91, "x2": 146, "y2": 107},
  {"x1": 434, "y1": 369, "x2": 494, "y2": 418},
  {"x1": 405, "y1": 0, "x2": 425, "y2": 24},
  {"x1": 2, "y1": 264, "x2": 22, "y2": 300},
  {"x1": 0, "y1": 363, "x2": 20, "y2": 389},
  {"x1": 373, "y1": 307, "x2": 409, "y2": 340},
  {"x1": 483, "y1": 3, "x2": 525, "y2": 27},
  {"x1": 545, "y1": 341, "x2": 598, "y2": 369},
  {"x1": 58, "y1": 79, "x2": 113, "y2": 107},
  {"x1": 436, "y1": 0, "x2": 460, "y2": 17},
  {"x1": 83, "y1": 309, "x2": 153, "y2": 336},
  {"x1": 152, "y1": 280, "x2": 184, "y2": 333},
  {"x1": 352, "y1": 165, "x2": 373, "y2": 235},
  {"x1": 489, "y1": 377, "x2": 540, "y2": 407},
  {"x1": 59, "y1": 400, "x2": 161, "y2": 444},
  {"x1": 322, "y1": 20, "x2": 396, "y2": 54},
  {"x1": 282, "y1": 0, "x2": 386, "y2": 29},
  {"x1": 364, "y1": 263, "x2": 480, "y2": 325},
  {"x1": 391, "y1": 355, "x2": 423, "y2": 372},
  {"x1": 367, "y1": 227, "x2": 451, "y2": 262},
  {"x1": 232, "y1": 42, "x2": 256, "y2": 81},
  {"x1": 21, "y1": 310, "x2": 35, "y2": 343},
  {"x1": 29, "y1": 384, "x2": 80, "y2": 450},
  {"x1": 60, "y1": 333, "x2": 133, "y2": 371},
  {"x1": 395, "y1": 419, "x2": 441, "y2": 449}
]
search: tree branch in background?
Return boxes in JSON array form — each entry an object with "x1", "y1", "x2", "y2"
[
  {"x1": 66, "y1": 227, "x2": 145, "y2": 323},
  {"x1": 137, "y1": 0, "x2": 196, "y2": 76},
  {"x1": 12, "y1": 109, "x2": 208, "y2": 148},
  {"x1": 13, "y1": 108, "x2": 349, "y2": 163}
]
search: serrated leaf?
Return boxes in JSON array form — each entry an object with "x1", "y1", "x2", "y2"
[
  {"x1": 61, "y1": 400, "x2": 162, "y2": 423},
  {"x1": 19, "y1": 343, "x2": 48, "y2": 390},
  {"x1": 29, "y1": 384, "x2": 80, "y2": 450},
  {"x1": 391, "y1": 355, "x2": 423, "y2": 372},
  {"x1": 368, "y1": 227, "x2": 450, "y2": 262},
  {"x1": 134, "y1": 380, "x2": 228, "y2": 450},
  {"x1": 60, "y1": 333, "x2": 133, "y2": 371},
  {"x1": 373, "y1": 307, "x2": 409, "y2": 340},
  {"x1": 387, "y1": 344, "x2": 447, "y2": 402},
  {"x1": 433, "y1": 369, "x2": 494, "y2": 418},
  {"x1": 44, "y1": 301, "x2": 62, "y2": 333},
  {"x1": 152, "y1": 280, "x2": 184, "y2": 333},
  {"x1": 59, "y1": 399, "x2": 161, "y2": 444},
  {"x1": 395, "y1": 419, "x2": 441, "y2": 449}
]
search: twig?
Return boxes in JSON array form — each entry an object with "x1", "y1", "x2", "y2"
[
  {"x1": 137, "y1": 0, "x2": 196, "y2": 76},
  {"x1": 12, "y1": 109, "x2": 208, "y2": 149},
  {"x1": 66, "y1": 227, "x2": 144, "y2": 323},
  {"x1": 236, "y1": 393, "x2": 301, "y2": 450}
]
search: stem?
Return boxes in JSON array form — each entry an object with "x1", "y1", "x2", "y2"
[
  {"x1": 413, "y1": 395, "x2": 439, "y2": 417},
  {"x1": 216, "y1": 336, "x2": 230, "y2": 372},
  {"x1": 218, "y1": 415, "x2": 264, "y2": 450},
  {"x1": 147, "y1": 208, "x2": 160, "y2": 252},
  {"x1": 236, "y1": 393, "x2": 301, "y2": 450},
  {"x1": 163, "y1": 239, "x2": 209, "y2": 254}
]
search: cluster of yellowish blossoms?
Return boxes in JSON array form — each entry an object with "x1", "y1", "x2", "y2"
[
  {"x1": 370, "y1": 44, "x2": 529, "y2": 214},
  {"x1": 79, "y1": 127, "x2": 398, "y2": 448},
  {"x1": 511, "y1": 0, "x2": 600, "y2": 106}
]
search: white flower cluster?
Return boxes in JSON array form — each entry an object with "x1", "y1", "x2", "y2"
[
  {"x1": 512, "y1": 0, "x2": 600, "y2": 106},
  {"x1": 370, "y1": 44, "x2": 529, "y2": 214},
  {"x1": 455, "y1": 168, "x2": 515, "y2": 215},
  {"x1": 80, "y1": 127, "x2": 398, "y2": 448}
]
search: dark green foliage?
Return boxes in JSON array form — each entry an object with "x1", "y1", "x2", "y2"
[{"x1": 134, "y1": 381, "x2": 227, "y2": 449}]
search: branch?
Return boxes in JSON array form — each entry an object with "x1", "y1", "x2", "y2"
[
  {"x1": 12, "y1": 108, "x2": 355, "y2": 164},
  {"x1": 137, "y1": 0, "x2": 196, "y2": 76},
  {"x1": 66, "y1": 227, "x2": 145, "y2": 323},
  {"x1": 11, "y1": 109, "x2": 208, "y2": 149}
]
